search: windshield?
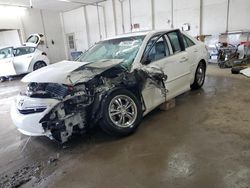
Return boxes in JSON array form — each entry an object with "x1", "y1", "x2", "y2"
[{"x1": 77, "y1": 35, "x2": 145, "y2": 69}]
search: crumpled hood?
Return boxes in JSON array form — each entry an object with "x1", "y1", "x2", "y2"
[{"x1": 22, "y1": 59, "x2": 123, "y2": 85}]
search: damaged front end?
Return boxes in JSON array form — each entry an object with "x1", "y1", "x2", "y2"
[{"x1": 13, "y1": 60, "x2": 167, "y2": 143}]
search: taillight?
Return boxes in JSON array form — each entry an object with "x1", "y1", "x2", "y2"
[{"x1": 42, "y1": 52, "x2": 47, "y2": 56}]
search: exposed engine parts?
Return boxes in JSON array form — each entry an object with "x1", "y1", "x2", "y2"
[{"x1": 21, "y1": 64, "x2": 168, "y2": 143}]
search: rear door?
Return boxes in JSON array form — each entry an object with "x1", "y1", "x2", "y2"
[
  {"x1": 183, "y1": 34, "x2": 199, "y2": 82},
  {"x1": 163, "y1": 31, "x2": 191, "y2": 99},
  {"x1": 13, "y1": 47, "x2": 36, "y2": 74}
]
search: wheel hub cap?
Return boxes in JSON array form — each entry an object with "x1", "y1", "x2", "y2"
[{"x1": 108, "y1": 95, "x2": 137, "y2": 128}]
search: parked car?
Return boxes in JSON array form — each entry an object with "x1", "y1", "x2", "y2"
[
  {"x1": 11, "y1": 29, "x2": 208, "y2": 143},
  {"x1": 0, "y1": 34, "x2": 49, "y2": 81}
]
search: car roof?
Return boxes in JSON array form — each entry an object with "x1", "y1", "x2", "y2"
[
  {"x1": 103, "y1": 31, "x2": 149, "y2": 41},
  {"x1": 103, "y1": 29, "x2": 177, "y2": 41}
]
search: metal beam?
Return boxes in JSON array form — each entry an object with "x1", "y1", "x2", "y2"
[
  {"x1": 200, "y1": 0, "x2": 203, "y2": 35},
  {"x1": 96, "y1": 3, "x2": 102, "y2": 40},
  {"x1": 57, "y1": 0, "x2": 106, "y2": 7},
  {"x1": 112, "y1": 0, "x2": 118, "y2": 35},
  {"x1": 0, "y1": 3, "x2": 29, "y2": 8},
  {"x1": 226, "y1": 0, "x2": 230, "y2": 32},
  {"x1": 171, "y1": 0, "x2": 174, "y2": 28},
  {"x1": 83, "y1": 6, "x2": 90, "y2": 47},
  {"x1": 118, "y1": 0, "x2": 125, "y2": 33},
  {"x1": 29, "y1": 0, "x2": 33, "y2": 8},
  {"x1": 40, "y1": 10, "x2": 48, "y2": 48},
  {"x1": 102, "y1": 5, "x2": 108, "y2": 38},
  {"x1": 128, "y1": 0, "x2": 132, "y2": 32},
  {"x1": 151, "y1": 0, "x2": 155, "y2": 30}
]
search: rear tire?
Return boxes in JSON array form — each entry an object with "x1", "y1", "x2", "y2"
[
  {"x1": 100, "y1": 89, "x2": 142, "y2": 137},
  {"x1": 33, "y1": 61, "x2": 47, "y2": 71},
  {"x1": 0, "y1": 77, "x2": 7, "y2": 82},
  {"x1": 191, "y1": 62, "x2": 206, "y2": 90}
]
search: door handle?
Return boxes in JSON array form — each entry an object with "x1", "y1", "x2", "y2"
[
  {"x1": 194, "y1": 50, "x2": 198, "y2": 52},
  {"x1": 180, "y1": 57, "x2": 188, "y2": 62}
]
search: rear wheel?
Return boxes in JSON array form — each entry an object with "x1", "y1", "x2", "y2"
[
  {"x1": 0, "y1": 77, "x2": 7, "y2": 82},
  {"x1": 191, "y1": 62, "x2": 206, "y2": 90},
  {"x1": 100, "y1": 89, "x2": 142, "y2": 137},
  {"x1": 33, "y1": 61, "x2": 47, "y2": 71}
]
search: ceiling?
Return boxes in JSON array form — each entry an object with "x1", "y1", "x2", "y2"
[{"x1": 0, "y1": 0, "x2": 105, "y2": 11}]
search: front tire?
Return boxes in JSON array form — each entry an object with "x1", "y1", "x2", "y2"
[
  {"x1": 100, "y1": 89, "x2": 142, "y2": 137},
  {"x1": 191, "y1": 62, "x2": 206, "y2": 90}
]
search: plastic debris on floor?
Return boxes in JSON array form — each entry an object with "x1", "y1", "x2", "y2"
[{"x1": 240, "y1": 67, "x2": 250, "y2": 77}]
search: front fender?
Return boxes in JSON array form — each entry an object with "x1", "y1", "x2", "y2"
[{"x1": 91, "y1": 87, "x2": 125, "y2": 124}]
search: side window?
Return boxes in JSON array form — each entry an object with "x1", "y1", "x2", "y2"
[
  {"x1": 167, "y1": 32, "x2": 182, "y2": 53},
  {"x1": 14, "y1": 47, "x2": 35, "y2": 57},
  {"x1": 0, "y1": 47, "x2": 13, "y2": 59},
  {"x1": 145, "y1": 36, "x2": 170, "y2": 63},
  {"x1": 183, "y1": 35, "x2": 195, "y2": 48}
]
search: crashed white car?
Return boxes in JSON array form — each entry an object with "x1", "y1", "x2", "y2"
[
  {"x1": 11, "y1": 29, "x2": 208, "y2": 143},
  {"x1": 0, "y1": 34, "x2": 49, "y2": 81}
]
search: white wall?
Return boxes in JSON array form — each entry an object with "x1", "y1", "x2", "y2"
[
  {"x1": 61, "y1": 0, "x2": 250, "y2": 57},
  {"x1": 62, "y1": 7, "x2": 88, "y2": 53},
  {"x1": 202, "y1": 0, "x2": 228, "y2": 35},
  {"x1": 0, "y1": 7, "x2": 66, "y2": 63},
  {"x1": 154, "y1": 0, "x2": 172, "y2": 30},
  {"x1": 228, "y1": 0, "x2": 250, "y2": 31},
  {"x1": 174, "y1": 0, "x2": 200, "y2": 36}
]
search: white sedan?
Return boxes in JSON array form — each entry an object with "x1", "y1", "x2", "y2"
[
  {"x1": 11, "y1": 29, "x2": 208, "y2": 143},
  {"x1": 0, "y1": 34, "x2": 49, "y2": 81}
]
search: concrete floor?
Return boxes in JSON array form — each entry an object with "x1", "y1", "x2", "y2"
[{"x1": 0, "y1": 65, "x2": 250, "y2": 188}]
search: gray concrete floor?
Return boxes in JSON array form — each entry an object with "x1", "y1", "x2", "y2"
[{"x1": 0, "y1": 65, "x2": 250, "y2": 188}]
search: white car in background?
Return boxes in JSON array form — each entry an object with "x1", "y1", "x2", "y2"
[
  {"x1": 11, "y1": 29, "x2": 208, "y2": 143},
  {"x1": 0, "y1": 34, "x2": 49, "y2": 81}
]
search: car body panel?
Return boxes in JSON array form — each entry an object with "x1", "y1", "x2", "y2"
[
  {"x1": 22, "y1": 59, "x2": 123, "y2": 84},
  {"x1": 11, "y1": 95, "x2": 60, "y2": 136}
]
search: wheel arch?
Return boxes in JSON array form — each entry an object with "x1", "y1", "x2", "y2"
[
  {"x1": 199, "y1": 59, "x2": 207, "y2": 71},
  {"x1": 191, "y1": 59, "x2": 207, "y2": 85},
  {"x1": 30, "y1": 60, "x2": 47, "y2": 71}
]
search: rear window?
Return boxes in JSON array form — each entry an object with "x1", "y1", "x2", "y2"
[
  {"x1": 14, "y1": 47, "x2": 36, "y2": 56},
  {"x1": 183, "y1": 35, "x2": 195, "y2": 48}
]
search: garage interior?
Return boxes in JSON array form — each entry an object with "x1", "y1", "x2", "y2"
[{"x1": 0, "y1": 0, "x2": 250, "y2": 187}]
